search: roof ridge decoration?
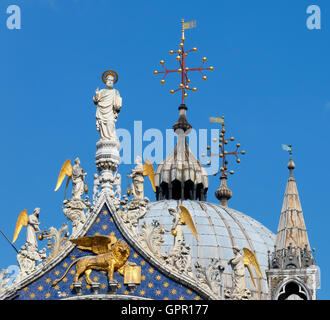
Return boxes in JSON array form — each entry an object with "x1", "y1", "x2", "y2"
[{"x1": 0, "y1": 191, "x2": 213, "y2": 300}]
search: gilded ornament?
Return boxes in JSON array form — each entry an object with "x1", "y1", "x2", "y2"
[{"x1": 52, "y1": 235, "x2": 130, "y2": 286}]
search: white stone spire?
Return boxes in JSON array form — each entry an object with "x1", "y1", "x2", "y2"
[{"x1": 275, "y1": 158, "x2": 311, "y2": 251}]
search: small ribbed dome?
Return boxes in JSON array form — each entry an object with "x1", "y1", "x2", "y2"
[{"x1": 140, "y1": 200, "x2": 275, "y2": 299}]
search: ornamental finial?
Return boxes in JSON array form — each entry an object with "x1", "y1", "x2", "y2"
[
  {"x1": 204, "y1": 117, "x2": 246, "y2": 206},
  {"x1": 282, "y1": 144, "x2": 295, "y2": 177},
  {"x1": 153, "y1": 19, "x2": 214, "y2": 105}
]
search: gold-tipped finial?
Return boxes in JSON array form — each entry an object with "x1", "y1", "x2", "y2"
[
  {"x1": 153, "y1": 19, "x2": 213, "y2": 106},
  {"x1": 207, "y1": 116, "x2": 245, "y2": 206}
]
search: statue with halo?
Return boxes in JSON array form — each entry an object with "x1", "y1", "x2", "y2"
[{"x1": 93, "y1": 70, "x2": 122, "y2": 142}]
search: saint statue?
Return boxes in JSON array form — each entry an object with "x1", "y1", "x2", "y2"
[
  {"x1": 168, "y1": 208, "x2": 185, "y2": 251},
  {"x1": 127, "y1": 156, "x2": 144, "y2": 200},
  {"x1": 93, "y1": 70, "x2": 122, "y2": 141},
  {"x1": 71, "y1": 157, "x2": 86, "y2": 200},
  {"x1": 26, "y1": 208, "x2": 41, "y2": 250},
  {"x1": 228, "y1": 246, "x2": 246, "y2": 298}
]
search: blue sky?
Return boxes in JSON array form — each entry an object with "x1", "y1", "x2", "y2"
[{"x1": 0, "y1": 0, "x2": 329, "y2": 299}]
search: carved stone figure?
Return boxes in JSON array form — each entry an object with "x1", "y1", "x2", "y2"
[
  {"x1": 55, "y1": 158, "x2": 87, "y2": 201},
  {"x1": 114, "y1": 173, "x2": 121, "y2": 199},
  {"x1": 71, "y1": 158, "x2": 87, "y2": 200},
  {"x1": 168, "y1": 207, "x2": 185, "y2": 250},
  {"x1": 52, "y1": 236, "x2": 130, "y2": 286},
  {"x1": 26, "y1": 208, "x2": 41, "y2": 249},
  {"x1": 118, "y1": 198, "x2": 149, "y2": 235},
  {"x1": 227, "y1": 246, "x2": 250, "y2": 300},
  {"x1": 62, "y1": 197, "x2": 91, "y2": 236},
  {"x1": 93, "y1": 71, "x2": 122, "y2": 141},
  {"x1": 12, "y1": 208, "x2": 47, "y2": 278},
  {"x1": 160, "y1": 207, "x2": 197, "y2": 277},
  {"x1": 93, "y1": 173, "x2": 100, "y2": 202},
  {"x1": 165, "y1": 242, "x2": 193, "y2": 275},
  {"x1": 16, "y1": 243, "x2": 47, "y2": 278},
  {"x1": 127, "y1": 156, "x2": 144, "y2": 200}
]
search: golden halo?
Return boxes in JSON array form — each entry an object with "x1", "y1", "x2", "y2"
[{"x1": 102, "y1": 70, "x2": 118, "y2": 84}]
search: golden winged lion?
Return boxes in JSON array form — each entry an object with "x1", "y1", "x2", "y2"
[{"x1": 52, "y1": 235, "x2": 130, "y2": 286}]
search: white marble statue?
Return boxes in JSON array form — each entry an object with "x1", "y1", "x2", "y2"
[
  {"x1": 93, "y1": 71, "x2": 122, "y2": 141},
  {"x1": 227, "y1": 246, "x2": 247, "y2": 299},
  {"x1": 114, "y1": 173, "x2": 121, "y2": 199},
  {"x1": 168, "y1": 208, "x2": 185, "y2": 251},
  {"x1": 93, "y1": 173, "x2": 100, "y2": 202},
  {"x1": 127, "y1": 156, "x2": 144, "y2": 200},
  {"x1": 71, "y1": 158, "x2": 86, "y2": 200},
  {"x1": 26, "y1": 208, "x2": 41, "y2": 250}
]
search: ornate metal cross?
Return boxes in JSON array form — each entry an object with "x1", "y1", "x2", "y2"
[
  {"x1": 206, "y1": 116, "x2": 246, "y2": 178},
  {"x1": 153, "y1": 19, "x2": 214, "y2": 105}
]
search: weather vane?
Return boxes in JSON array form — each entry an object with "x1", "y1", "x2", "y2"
[
  {"x1": 281, "y1": 144, "x2": 292, "y2": 155},
  {"x1": 205, "y1": 116, "x2": 246, "y2": 178},
  {"x1": 153, "y1": 19, "x2": 214, "y2": 105}
]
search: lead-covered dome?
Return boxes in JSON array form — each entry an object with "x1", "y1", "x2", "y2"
[{"x1": 140, "y1": 200, "x2": 275, "y2": 299}]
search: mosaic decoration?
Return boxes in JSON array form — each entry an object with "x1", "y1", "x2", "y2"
[{"x1": 13, "y1": 205, "x2": 202, "y2": 300}]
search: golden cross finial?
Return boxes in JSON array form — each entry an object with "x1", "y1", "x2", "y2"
[
  {"x1": 153, "y1": 20, "x2": 214, "y2": 105},
  {"x1": 206, "y1": 116, "x2": 246, "y2": 178}
]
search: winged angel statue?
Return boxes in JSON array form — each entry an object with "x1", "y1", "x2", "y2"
[
  {"x1": 226, "y1": 246, "x2": 263, "y2": 299},
  {"x1": 52, "y1": 235, "x2": 130, "y2": 286},
  {"x1": 127, "y1": 157, "x2": 156, "y2": 200},
  {"x1": 12, "y1": 208, "x2": 47, "y2": 276},
  {"x1": 54, "y1": 158, "x2": 91, "y2": 235},
  {"x1": 164, "y1": 206, "x2": 198, "y2": 275},
  {"x1": 54, "y1": 158, "x2": 87, "y2": 200}
]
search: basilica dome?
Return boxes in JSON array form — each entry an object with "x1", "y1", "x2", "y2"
[{"x1": 140, "y1": 199, "x2": 275, "y2": 299}]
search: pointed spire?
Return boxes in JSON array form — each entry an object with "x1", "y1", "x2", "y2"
[
  {"x1": 266, "y1": 155, "x2": 318, "y2": 299},
  {"x1": 275, "y1": 157, "x2": 311, "y2": 251}
]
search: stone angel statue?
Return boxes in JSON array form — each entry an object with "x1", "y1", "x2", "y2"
[
  {"x1": 168, "y1": 206, "x2": 199, "y2": 244},
  {"x1": 52, "y1": 235, "x2": 130, "y2": 286},
  {"x1": 127, "y1": 157, "x2": 156, "y2": 200},
  {"x1": 93, "y1": 70, "x2": 122, "y2": 141},
  {"x1": 13, "y1": 208, "x2": 42, "y2": 250},
  {"x1": 54, "y1": 158, "x2": 87, "y2": 200},
  {"x1": 227, "y1": 246, "x2": 262, "y2": 299},
  {"x1": 12, "y1": 208, "x2": 47, "y2": 276}
]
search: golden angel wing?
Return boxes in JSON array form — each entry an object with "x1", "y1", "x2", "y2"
[
  {"x1": 243, "y1": 247, "x2": 263, "y2": 280},
  {"x1": 12, "y1": 209, "x2": 28, "y2": 243},
  {"x1": 245, "y1": 264, "x2": 256, "y2": 287},
  {"x1": 54, "y1": 159, "x2": 73, "y2": 192},
  {"x1": 70, "y1": 235, "x2": 117, "y2": 255},
  {"x1": 143, "y1": 158, "x2": 156, "y2": 192},
  {"x1": 179, "y1": 205, "x2": 198, "y2": 241}
]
